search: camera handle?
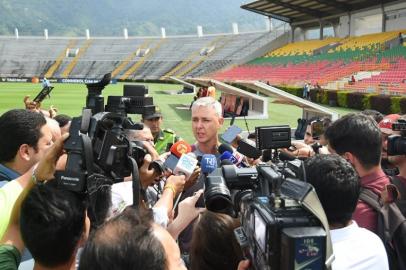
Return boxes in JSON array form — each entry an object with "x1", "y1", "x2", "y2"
[
  {"x1": 301, "y1": 189, "x2": 335, "y2": 269},
  {"x1": 128, "y1": 157, "x2": 140, "y2": 208}
]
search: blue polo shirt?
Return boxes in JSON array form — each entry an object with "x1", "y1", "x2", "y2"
[{"x1": 0, "y1": 164, "x2": 20, "y2": 188}]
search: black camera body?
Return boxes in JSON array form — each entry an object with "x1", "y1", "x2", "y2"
[
  {"x1": 238, "y1": 195, "x2": 326, "y2": 270},
  {"x1": 56, "y1": 74, "x2": 155, "y2": 199},
  {"x1": 204, "y1": 125, "x2": 329, "y2": 269},
  {"x1": 388, "y1": 119, "x2": 406, "y2": 156}
]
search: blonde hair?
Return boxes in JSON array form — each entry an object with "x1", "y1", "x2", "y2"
[{"x1": 191, "y1": 97, "x2": 222, "y2": 117}]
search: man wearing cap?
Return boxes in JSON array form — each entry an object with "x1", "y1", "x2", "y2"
[
  {"x1": 142, "y1": 106, "x2": 181, "y2": 154},
  {"x1": 378, "y1": 114, "x2": 401, "y2": 176}
]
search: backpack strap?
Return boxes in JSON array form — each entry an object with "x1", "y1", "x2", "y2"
[
  {"x1": 359, "y1": 188, "x2": 381, "y2": 211},
  {"x1": 390, "y1": 176, "x2": 406, "y2": 199}
]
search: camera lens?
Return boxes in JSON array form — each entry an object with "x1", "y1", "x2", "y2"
[{"x1": 204, "y1": 175, "x2": 233, "y2": 214}]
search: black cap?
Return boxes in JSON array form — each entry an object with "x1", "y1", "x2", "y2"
[{"x1": 142, "y1": 106, "x2": 162, "y2": 120}]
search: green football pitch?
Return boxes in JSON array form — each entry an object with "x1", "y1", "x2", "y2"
[{"x1": 0, "y1": 82, "x2": 358, "y2": 142}]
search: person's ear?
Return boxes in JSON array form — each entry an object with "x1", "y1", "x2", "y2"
[
  {"x1": 218, "y1": 117, "x2": 224, "y2": 126},
  {"x1": 343, "y1": 152, "x2": 355, "y2": 165},
  {"x1": 18, "y1": 144, "x2": 32, "y2": 161},
  {"x1": 78, "y1": 211, "x2": 91, "y2": 247}
]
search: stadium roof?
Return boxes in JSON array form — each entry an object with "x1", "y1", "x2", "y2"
[{"x1": 241, "y1": 0, "x2": 400, "y2": 26}]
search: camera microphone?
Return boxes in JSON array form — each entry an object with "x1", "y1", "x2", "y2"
[{"x1": 237, "y1": 139, "x2": 262, "y2": 159}]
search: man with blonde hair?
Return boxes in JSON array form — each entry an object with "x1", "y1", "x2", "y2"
[{"x1": 190, "y1": 96, "x2": 223, "y2": 157}]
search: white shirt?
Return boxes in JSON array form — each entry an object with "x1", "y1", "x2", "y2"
[
  {"x1": 110, "y1": 181, "x2": 169, "y2": 227},
  {"x1": 331, "y1": 221, "x2": 389, "y2": 270}
]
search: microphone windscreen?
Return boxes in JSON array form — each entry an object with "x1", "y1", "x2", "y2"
[
  {"x1": 170, "y1": 141, "x2": 192, "y2": 158},
  {"x1": 218, "y1": 143, "x2": 233, "y2": 155},
  {"x1": 201, "y1": 154, "x2": 218, "y2": 174},
  {"x1": 220, "y1": 151, "x2": 233, "y2": 161},
  {"x1": 173, "y1": 154, "x2": 198, "y2": 178}
]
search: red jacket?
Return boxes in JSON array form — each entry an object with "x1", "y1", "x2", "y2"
[{"x1": 353, "y1": 169, "x2": 390, "y2": 233}]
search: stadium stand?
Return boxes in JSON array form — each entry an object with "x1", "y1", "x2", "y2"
[
  {"x1": 0, "y1": 38, "x2": 72, "y2": 77},
  {"x1": 0, "y1": 31, "x2": 285, "y2": 80},
  {"x1": 266, "y1": 38, "x2": 341, "y2": 56},
  {"x1": 212, "y1": 28, "x2": 406, "y2": 92}
]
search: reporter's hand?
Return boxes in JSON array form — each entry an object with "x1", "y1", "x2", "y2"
[
  {"x1": 167, "y1": 190, "x2": 205, "y2": 239},
  {"x1": 139, "y1": 154, "x2": 161, "y2": 188},
  {"x1": 35, "y1": 133, "x2": 69, "y2": 181},
  {"x1": 166, "y1": 175, "x2": 186, "y2": 195},
  {"x1": 184, "y1": 167, "x2": 201, "y2": 190},
  {"x1": 237, "y1": 260, "x2": 250, "y2": 270},
  {"x1": 24, "y1": 95, "x2": 40, "y2": 111},
  {"x1": 49, "y1": 105, "x2": 58, "y2": 118},
  {"x1": 176, "y1": 189, "x2": 205, "y2": 223}
]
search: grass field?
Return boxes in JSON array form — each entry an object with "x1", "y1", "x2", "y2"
[{"x1": 0, "y1": 82, "x2": 359, "y2": 142}]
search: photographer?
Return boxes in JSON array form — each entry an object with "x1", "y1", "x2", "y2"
[
  {"x1": 378, "y1": 114, "x2": 401, "y2": 176},
  {"x1": 386, "y1": 115, "x2": 406, "y2": 216},
  {"x1": 325, "y1": 113, "x2": 390, "y2": 234},
  {"x1": 0, "y1": 109, "x2": 53, "y2": 241},
  {"x1": 305, "y1": 154, "x2": 389, "y2": 269},
  {"x1": 0, "y1": 133, "x2": 91, "y2": 270}
]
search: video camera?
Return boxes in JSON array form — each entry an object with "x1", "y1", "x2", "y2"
[
  {"x1": 387, "y1": 119, "x2": 406, "y2": 155},
  {"x1": 204, "y1": 125, "x2": 334, "y2": 270},
  {"x1": 55, "y1": 73, "x2": 156, "y2": 210}
]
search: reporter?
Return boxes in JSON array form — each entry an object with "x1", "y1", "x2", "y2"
[
  {"x1": 190, "y1": 210, "x2": 243, "y2": 270},
  {"x1": 305, "y1": 154, "x2": 389, "y2": 270},
  {"x1": 79, "y1": 207, "x2": 187, "y2": 270},
  {"x1": 0, "y1": 109, "x2": 53, "y2": 186},
  {"x1": 1, "y1": 133, "x2": 77, "y2": 270}
]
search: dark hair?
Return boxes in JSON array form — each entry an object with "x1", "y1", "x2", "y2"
[
  {"x1": 54, "y1": 114, "x2": 72, "y2": 128},
  {"x1": 79, "y1": 207, "x2": 166, "y2": 270},
  {"x1": 305, "y1": 154, "x2": 360, "y2": 225},
  {"x1": 190, "y1": 211, "x2": 243, "y2": 270},
  {"x1": 0, "y1": 109, "x2": 47, "y2": 163},
  {"x1": 20, "y1": 184, "x2": 86, "y2": 267},
  {"x1": 325, "y1": 113, "x2": 382, "y2": 169},
  {"x1": 360, "y1": 109, "x2": 384, "y2": 124},
  {"x1": 88, "y1": 183, "x2": 112, "y2": 229}
]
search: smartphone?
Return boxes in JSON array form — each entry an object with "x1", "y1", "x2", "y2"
[
  {"x1": 221, "y1": 125, "x2": 242, "y2": 143},
  {"x1": 33, "y1": 86, "x2": 54, "y2": 103},
  {"x1": 311, "y1": 120, "x2": 324, "y2": 140}
]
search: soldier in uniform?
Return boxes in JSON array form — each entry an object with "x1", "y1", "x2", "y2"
[{"x1": 142, "y1": 106, "x2": 181, "y2": 154}]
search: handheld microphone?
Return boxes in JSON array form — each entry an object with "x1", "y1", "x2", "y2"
[
  {"x1": 200, "y1": 154, "x2": 218, "y2": 176},
  {"x1": 173, "y1": 152, "x2": 198, "y2": 179},
  {"x1": 163, "y1": 141, "x2": 192, "y2": 171},
  {"x1": 218, "y1": 143, "x2": 234, "y2": 155},
  {"x1": 219, "y1": 143, "x2": 248, "y2": 167},
  {"x1": 220, "y1": 151, "x2": 247, "y2": 168}
]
